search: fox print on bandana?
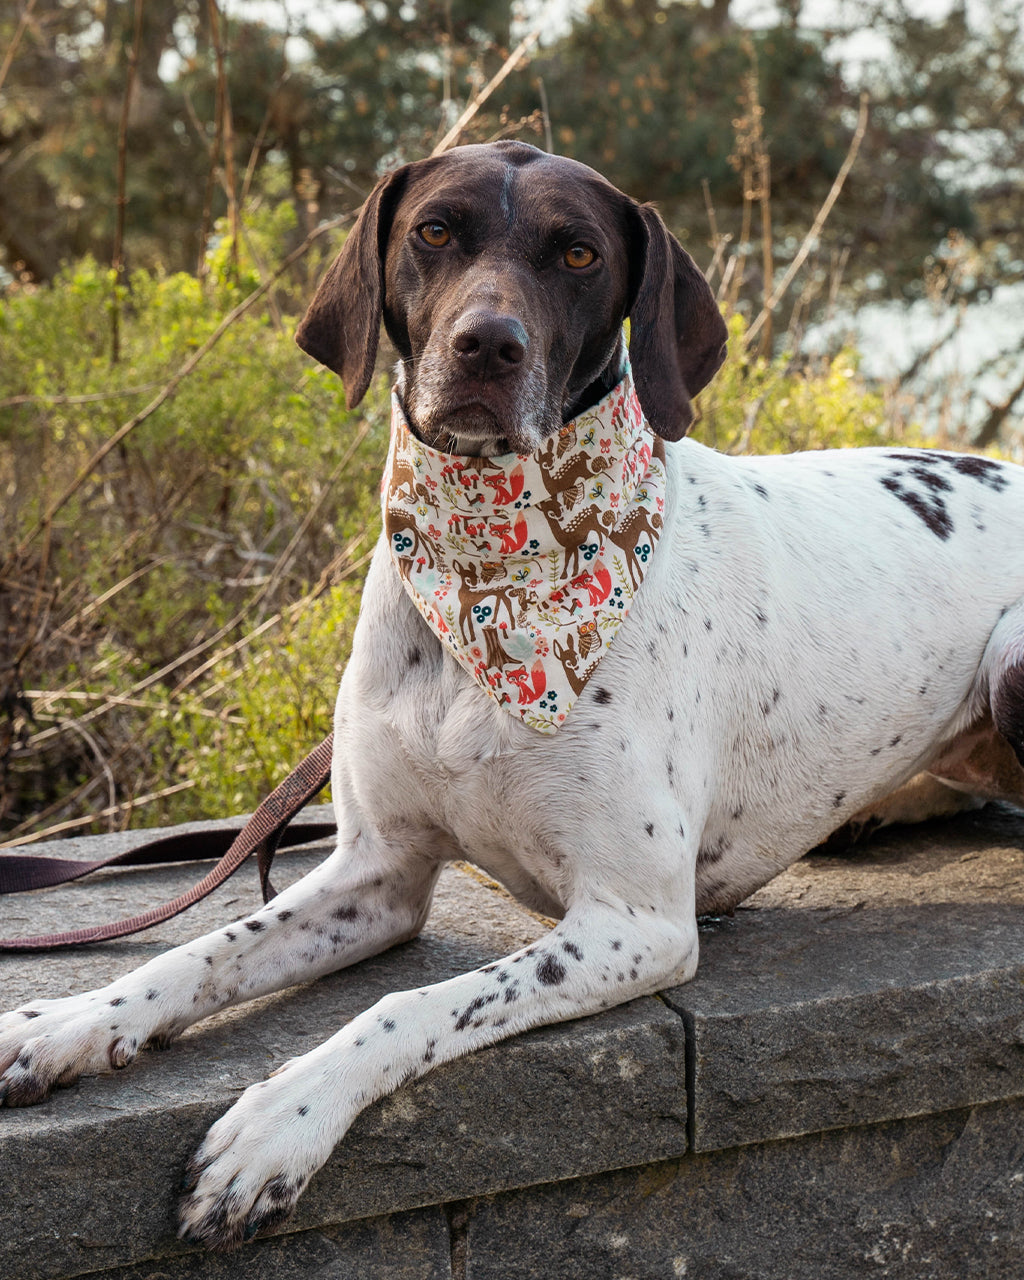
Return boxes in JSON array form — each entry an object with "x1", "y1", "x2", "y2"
[{"x1": 383, "y1": 359, "x2": 667, "y2": 732}]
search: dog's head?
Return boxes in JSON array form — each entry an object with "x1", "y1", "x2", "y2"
[{"x1": 296, "y1": 141, "x2": 727, "y2": 455}]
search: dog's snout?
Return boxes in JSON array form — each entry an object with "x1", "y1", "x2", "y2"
[{"x1": 451, "y1": 311, "x2": 528, "y2": 377}]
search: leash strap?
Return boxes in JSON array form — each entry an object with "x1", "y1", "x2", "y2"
[{"x1": 0, "y1": 734, "x2": 334, "y2": 952}]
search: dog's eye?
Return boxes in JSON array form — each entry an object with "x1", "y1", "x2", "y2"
[
  {"x1": 418, "y1": 222, "x2": 451, "y2": 248},
  {"x1": 564, "y1": 244, "x2": 596, "y2": 269}
]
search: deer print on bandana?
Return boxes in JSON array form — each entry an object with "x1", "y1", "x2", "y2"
[{"x1": 382, "y1": 359, "x2": 667, "y2": 733}]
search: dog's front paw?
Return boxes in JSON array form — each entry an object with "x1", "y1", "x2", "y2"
[
  {"x1": 178, "y1": 1061, "x2": 342, "y2": 1251},
  {"x1": 0, "y1": 993, "x2": 146, "y2": 1105}
]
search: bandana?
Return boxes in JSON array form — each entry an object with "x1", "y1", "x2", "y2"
[{"x1": 382, "y1": 362, "x2": 666, "y2": 733}]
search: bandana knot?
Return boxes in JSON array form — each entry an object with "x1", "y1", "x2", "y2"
[{"x1": 382, "y1": 362, "x2": 666, "y2": 733}]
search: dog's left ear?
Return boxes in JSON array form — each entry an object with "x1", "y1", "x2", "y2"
[
  {"x1": 625, "y1": 202, "x2": 728, "y2": 440},
  {"x1": 295, "y1": 167, "x2": 409, "y2": 408}
]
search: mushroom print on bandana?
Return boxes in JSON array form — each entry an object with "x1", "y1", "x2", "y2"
[{"x1": 382, "y1": 359, "x2": 667, "y2": 733}]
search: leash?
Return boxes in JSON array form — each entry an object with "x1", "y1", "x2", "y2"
[{"x1": 0, "y1": 734, "x2": 334, "y2": 952}]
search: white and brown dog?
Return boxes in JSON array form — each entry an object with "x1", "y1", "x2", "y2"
[{"x1": 3, "y1": 142, "x2": 1024, "y2": 1250}]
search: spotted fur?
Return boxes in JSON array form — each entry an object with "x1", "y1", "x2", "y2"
[{"x1": 3, "y1": 144, "x2": 1024, "y2": 1253}]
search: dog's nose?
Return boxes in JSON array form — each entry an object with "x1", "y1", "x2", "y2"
[{"x1": 451, "y1": 311, "x2": 528, "y2": 376}]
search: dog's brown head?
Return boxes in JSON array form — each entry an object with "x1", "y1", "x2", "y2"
[{"x1": 296, "y1": 141, "x2": 727, "y2": 455}]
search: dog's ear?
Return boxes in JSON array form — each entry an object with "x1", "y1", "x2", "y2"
[
  {"x1": 295, "y1": 167, "x2": 409, "y2": 408},
  {"x1": 625, "y1": 202, "x2": 728, "y2": 440}
]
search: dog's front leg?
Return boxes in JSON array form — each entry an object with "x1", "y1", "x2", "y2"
[
  {"x1": 178, "y1": 898, "x2": 698, "y2": 1250},
  {"x1": 0, "y1": 834, "x2": 442, "y2": 1107}
]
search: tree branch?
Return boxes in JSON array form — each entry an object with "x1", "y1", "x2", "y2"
[
  {"x1": 973, "y1": 359, "x2": 1024, "y2": 449},
  {"x1": 431, "y1": 27, "x2": 542, "y2": 156},
  {"x1": 745, "y1": 93, "x2": 869, "y2": 348}
]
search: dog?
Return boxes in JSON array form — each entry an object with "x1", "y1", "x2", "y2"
[{"x1": 3, "y1": 141, "x2": 1024, "y2": 1252}]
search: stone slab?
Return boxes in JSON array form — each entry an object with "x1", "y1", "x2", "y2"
[
  {"x1": 0, "y1": 822, "x2": 688, "y2": 1280},
  {"x1": 6, "y1": 802, "x2": 1024, "y2": 1278},
  {"x1": 460, "y1": 1096, "x2": 1024, "y2": 1280},
  {"x1": 84, "y1": 1208, "x2": 453, "y2": 1280},
  {"x1": 661, "y1": 806, "x2": 1024, "y2": 1152}
]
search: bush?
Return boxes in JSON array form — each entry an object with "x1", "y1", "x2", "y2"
[
  {"x1": 0, "y1": 242, "x2": 386, "y2": 837},
  {"x1": 694, "y1": 313, "x2": 900, "y2": 454},
  {"x1": 161, "y1": 582, "x2": 365, "y2": 820},
  {"x1": 1, "y1": 261, "x2": 920, "y2": 842}
]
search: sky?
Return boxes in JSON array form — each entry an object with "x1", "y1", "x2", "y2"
[
  {"x1": 226, "y1": 0, "x2": 1018, "y2": 89},
  {"x1": 230, "y1": 0, "x2": 1002, "y2": 38}
]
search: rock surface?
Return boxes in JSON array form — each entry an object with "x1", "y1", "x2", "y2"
[{"x1": 2, "y1": 804, "x2": 1024, "y2": 1278}]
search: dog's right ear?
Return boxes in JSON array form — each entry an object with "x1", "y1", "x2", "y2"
[
  {"x1": 295, "y1": 167, "x2": 409, "y2": 408},
  {"x1": 624, "y1": 202, "x2": 728, "y2": 441}
]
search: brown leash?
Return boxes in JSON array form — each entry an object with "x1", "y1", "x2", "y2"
[{"x1": 0, "y1": 734, "x2": 334, "y2": 952}]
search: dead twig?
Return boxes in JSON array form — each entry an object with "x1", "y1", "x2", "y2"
[
  {"x1": 0, "y1": 780, "x2": 198, "y2": 848},
  {"x1": 110, "y1": 0, "x2": 145, "y2": 365},
  {"x1": 974, "y1": 360, "x2": 1024, "y2": 449},
  {"x1": 207, "y1": 0, "x2": 240, "y2": 278},
  {"x1": 19, "y1": 524, "x2": 368, "y2": 757},
  {"x1": 702, "y1": 178, "x2": 733, "y2": 290},
  {"x1": 0, "y1": 0, "x2": 39, "y2": 96},
  {"x1": 0, "y1": 383, "x2": 164, "y2": 410},
  {"x1": 535, "y1": 76, "x2": 554, "y2": 152},
  {"x1": 244, "y1": 414, "x2": 375, "y2": 614},
  {"x1": 25, "y1": 689, "x2": 241, "y2": 722},
  {"x1": 745, "y1": 93, "x2": 869, "y2": 348},
  {"x1": 431, "y1": 27, "x2": 541, "y2": 157}
]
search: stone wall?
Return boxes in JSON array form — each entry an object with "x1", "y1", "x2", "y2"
[{"x1": 2, "y1": 805, "x2": 1023, "y2": 1279}]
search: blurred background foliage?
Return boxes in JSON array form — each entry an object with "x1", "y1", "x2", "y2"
[{"x1": 0, "y1": 0, "x2": 1021, "y2": 840}]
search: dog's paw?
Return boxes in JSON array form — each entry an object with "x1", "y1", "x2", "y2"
[
  {"x1": 0, "y1": 993, "x2": 144, "y2": 1105},
  {"x1": 178, "y1": 1062, "x2": 341, "y2": 1251}
]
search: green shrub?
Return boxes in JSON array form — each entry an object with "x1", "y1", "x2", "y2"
[
  {"x1": 693, "y1": 312, "x2": 905, "y2": 454},
  {"x1": 1, "y1": 272, "x2": 925, "y2": 841},
  {"x1": 0, "y1": 243, "x2": 386, "y2": 836},
  {"x1": 161, "y1": 581, "x2": 366, "y2": 819}
]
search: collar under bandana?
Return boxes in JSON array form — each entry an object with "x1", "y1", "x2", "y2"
[{"x1": 382, "y1": 363, "x2": 667, "y2": 733}]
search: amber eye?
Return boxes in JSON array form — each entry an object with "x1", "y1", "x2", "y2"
[
  {"x1": 564, "y1": 244, "x2": 596, "y2": 269},
  {"x1": 418, "y1": 222, "x2": 451, "y2": 247}
]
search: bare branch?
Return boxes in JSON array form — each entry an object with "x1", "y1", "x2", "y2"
[
  {"x1": 745, "y1": 93, "x2": 869, "y2": 348},
  {"x1": 111, "y1": 0, "x2": 145, "y2": 365},
  {"x1": 431, "y1": 27, "x2": 542, "y2": 157},
  {"x1": 0, "y1": 781, "x2": 198, "y2": 849},
  {"x1": 0, "y1": 383, "x2": 163, "y2": 409},
  {"x1": 973, "y1": 359, "x2": 1024, "y2": 449},
  {"x1": 0, "y1": 0, "x2": 39, "y2": 95},
  {"x1": 207, "y1": 0, "x2": 240, "y2": 276}
]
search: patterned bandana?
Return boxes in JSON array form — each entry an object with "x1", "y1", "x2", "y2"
[{"x1": 382, "y1": 361, "x2": 667, "y2": 733}]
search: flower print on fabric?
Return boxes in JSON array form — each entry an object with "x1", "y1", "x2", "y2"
[{"x1": 382, "y1": 358, "x2": 667, "y2": 734}]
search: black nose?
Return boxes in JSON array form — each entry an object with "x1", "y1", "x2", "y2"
[{"x1": 451, "y1": 311, "x2": 528, "y2": 376}]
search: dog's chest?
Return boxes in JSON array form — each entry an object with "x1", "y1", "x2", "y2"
[
  {"x1": 338, "y1": 441, "x2": 1024, "y2": 914},
  {"x1": 335, "y1": 564, "x2": 565, "y2": 887}
]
